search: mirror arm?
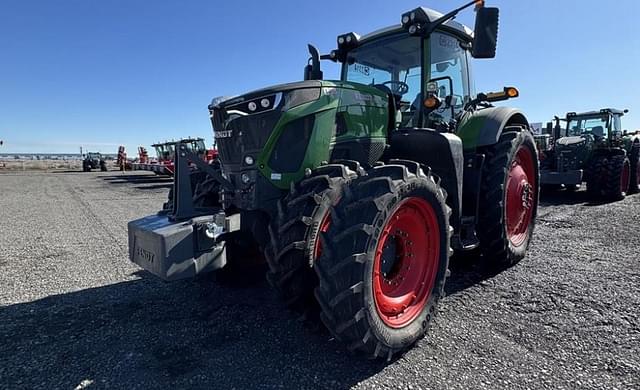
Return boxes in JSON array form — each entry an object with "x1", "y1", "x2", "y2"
[{"x1": 424, "y1": 0, "x2": 478, "y2": 35}]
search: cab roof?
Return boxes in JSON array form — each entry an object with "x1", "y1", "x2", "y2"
[
  {"x1": 152, "y1": 137, "x2": 204, "y2": 147},
  {"x1": 359, "y1": 7, "x2": 474, "y2": 44},
  {"x1": 567, "y1": 108, "x2": 626, "y2": 118}
]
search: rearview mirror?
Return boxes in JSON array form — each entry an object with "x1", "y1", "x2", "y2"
[{"x1": 472, "y1": 7, "x2": 499, "y2": 59}]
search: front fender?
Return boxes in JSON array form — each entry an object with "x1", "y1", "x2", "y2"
[{"x1": 457, "y1": 107, "x2": 529, "y2": 150}]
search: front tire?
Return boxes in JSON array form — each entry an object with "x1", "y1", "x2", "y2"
[
  {"x1": 314, "y1": 161, "x2": 451, "y2": 360},
  {"x1": 266, "y1": 163, "x2": 362, "y2": 317},
  {"x1": 586, "y1": 156, "x2": 606, "y2": 199},
  {"x1": 477, "y1": 129, "x2": 539, "y2": 267},
  {"x1": 162, "y1": 170, "x2": 220, "y2": 211}
]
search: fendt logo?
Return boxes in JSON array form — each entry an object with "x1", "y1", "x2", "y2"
[
  {"x1": 215, "y1": 130, "x2": 233, "y2": 139},
  {"x1": 136, "y1": 247, "x2": 155, "y2": 264}
]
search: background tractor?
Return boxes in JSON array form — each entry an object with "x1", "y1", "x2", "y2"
[
  {"x1": 82, "y1": 152, "x2": 107, "y2": 172},
  {"x1": 539, "y1": 109, "x2": 640, "y2": 200},
  {"x1": 128, "y1": 1, "x2": 539, "y2": 360},
  {"x1": 131, "y1": 137, "x2": 217, "y2": 175}
]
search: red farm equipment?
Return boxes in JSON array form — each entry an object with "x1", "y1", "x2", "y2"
[{"x1": 131, "y1": 137, "x2": 217, "y2": 176}]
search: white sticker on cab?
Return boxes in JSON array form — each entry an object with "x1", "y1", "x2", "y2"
[{"x1": 271, "y1": 173, "x2": 282, "y2": 180}]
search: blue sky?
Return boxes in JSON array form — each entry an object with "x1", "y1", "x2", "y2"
[{"x1": 1, "y1": 0, "x2": 638, "y2": 154}]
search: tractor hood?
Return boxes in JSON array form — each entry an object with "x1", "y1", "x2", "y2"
[
  {"x1": 208, "y1": 80, "x2": 387, "y2": 111},
  {"x1": 207, "y1": 80, "x2": 390, "y2": 209},
  {"x1": 556, "y1": 136, "x2": 586, "y2": 147},
  {"x1": 208, "y1": 79, "x2": 388, "y2": 168},
  {"x1": 209, "y1": 81, "x2": 324, "y2": 110},
  {"x1": 554, "y1": 135, "x2": 593, "y2": 172}
]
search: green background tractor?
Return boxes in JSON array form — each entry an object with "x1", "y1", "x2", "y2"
[
  {"x1": 539, "y1": 108, "x2": 640, "y2": 200},
  {"x1": 128, "y1": 1, "x2": 540, "y2": 360}
]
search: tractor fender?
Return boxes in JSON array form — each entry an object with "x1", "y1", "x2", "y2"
[
  {"x1": 386, "y1": 129, "x2": 463, "y2": 231},
  {"x1": 458, "y1": 106, "x2": 530, "y2": 150}
]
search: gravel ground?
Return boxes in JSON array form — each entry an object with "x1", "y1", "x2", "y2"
[{"x1": 0, "y1": 171, "x2": 639, "y2": 390}]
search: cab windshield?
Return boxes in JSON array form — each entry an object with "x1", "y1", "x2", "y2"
[
  {"x1": 343, "y1": 34, "x2": 422, "y2": 107},
  {"x1": 154, "y1": 145, "x2": 172, "y2": 160},
  {"x1": 186, "y1": 139, "x2": 206, "y2": 153},
  {"x1": 341, "y1": 31, "x2": 471, "y2": 127},
  {"x1": 567, "y1": 116, "x2": 608, "y2": 137},
  {"x1": 195, "y1": 139, "x2": 205, "y2": 152}
]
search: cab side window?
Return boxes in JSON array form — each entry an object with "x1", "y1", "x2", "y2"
[{"x1": 613, "y1": 115, "x2": 622, "y2": 133}]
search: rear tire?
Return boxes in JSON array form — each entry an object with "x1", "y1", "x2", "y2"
[
  {"x1": 266, "y1": 162, "x2": 362, "y2": 318},
  {"x1": 628, "y1": 144, "x2": 640, "y2": 194},
  {"x1": 601, "y1": 154, "x2": 630, "y2": 201},
  {"x1": 477, "y1": 129, "x2": 539, "y2": 267},
  {"x1": 314, "y1": 161, "x2": 451, "y2": 360}
]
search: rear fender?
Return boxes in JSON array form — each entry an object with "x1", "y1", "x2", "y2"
[
  {"x1": 458, "y1": 107, "x2": 530, "y2": 151},
  {"x1": 386, "y1": 129, "x2": 463, "y2": 231}
]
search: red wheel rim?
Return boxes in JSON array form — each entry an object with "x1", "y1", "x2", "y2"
[
  {"x1": 313, "y1": 213, "x2": 331, "y2": 260},
  {"x1": 373, "y1": 197, "x2": 440, "y2": 328},
  {"x1": 505, "y1": 145, "x2": 536, "y2": 247},
  {"x1": 621, "y1": 160, "x2": 630, "y2": 194}
]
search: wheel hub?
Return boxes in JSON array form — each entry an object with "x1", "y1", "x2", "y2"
[
  {"x1": 380, "y1": 234, "x2": 401, "y2": 280},
  {"x1": 505, "y1": 146, "x2": 536, "y2": 247},
  {"x1": 373, "y1": 197, "x2": 440, "y2": 328}
]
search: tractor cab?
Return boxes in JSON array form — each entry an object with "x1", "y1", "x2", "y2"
[
  {"x1": 152, "y1": 138, "x2": 207, "y2": 164},
  {"x1": 152, "y1": 143, "x2": 172, "y2": 163},
  {"x1": 329, "y1": 5, "x2": 503, "y2": 136},
  {"x1": 183, "y1": 138, "x2": 207, "y2": 155},
  {"x1": 86, "y1": 152, "x2": 102, "y2": 161},
  {"x1": 339, "y1": 26, "x2": 473, "y2": 130},
  {"x1": 565, "y1": 109, "x2": 626, "y2": 146}
]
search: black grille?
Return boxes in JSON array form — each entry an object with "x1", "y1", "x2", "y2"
[
  {"x1": 214, "y1": 109, "x2": 283, "y2": 169},
  {"x1": 268, "y1": 115, "x2": 315, "y2": 173}
]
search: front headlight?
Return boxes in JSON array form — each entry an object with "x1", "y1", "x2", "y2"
[{"x1": 282, "y1": 88, "x2": 321, "y2": 110}]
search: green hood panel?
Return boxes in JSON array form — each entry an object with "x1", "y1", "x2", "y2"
[{"x1": 253, "y1": 81, "x2": 390, "y2": 189}]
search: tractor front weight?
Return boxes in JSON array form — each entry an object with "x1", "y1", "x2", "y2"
[{"x1": 127, "y1": 144, "x2": 240, "y2": 281}]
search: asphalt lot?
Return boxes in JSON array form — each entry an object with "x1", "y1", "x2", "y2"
[{"x1": 1, "y1": 170, "x2": 639, "y2": 389}]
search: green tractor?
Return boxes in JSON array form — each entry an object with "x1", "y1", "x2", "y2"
[
  {"x1": 539, "y1": 108, "x2": 640, "y2": 200},
  {"x1": 82, "y1": 152, "x2": 107, "y2": 172},
  {"x1": 128, "y1": 1, "x2": 539, "y2": 359}
]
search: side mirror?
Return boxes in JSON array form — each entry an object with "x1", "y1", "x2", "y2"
[{"x1": 472, "y1": 7, "x2": 499, "y2": 59}]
